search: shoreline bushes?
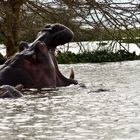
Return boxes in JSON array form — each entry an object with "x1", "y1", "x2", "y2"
[{"x1": 56, "y1": 50, "x2": 139, "y2": 64}]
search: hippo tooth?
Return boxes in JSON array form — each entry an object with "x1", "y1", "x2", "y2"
[{"x1": 69, "y1": 68, "x2": 74, "y2": 80}]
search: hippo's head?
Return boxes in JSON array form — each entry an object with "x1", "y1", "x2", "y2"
[
  {"x1": 0, "y1": 23, "x2": 77, "y2": 88},
  {"x1": 19, "y1": 23, "x2": 74, "y2": 51}
]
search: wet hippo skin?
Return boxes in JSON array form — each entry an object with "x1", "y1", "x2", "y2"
[{"x1": 0, "y1": 23, "x2": 78, "y2": 88}]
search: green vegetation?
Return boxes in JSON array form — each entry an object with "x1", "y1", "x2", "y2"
[{"x1": 56, "y1": 50, "x2": 139, "y2": 64}]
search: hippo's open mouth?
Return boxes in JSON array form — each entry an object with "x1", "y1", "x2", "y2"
[{"x1": 0, "y1": 23, "x2": 78, "y2": 88}]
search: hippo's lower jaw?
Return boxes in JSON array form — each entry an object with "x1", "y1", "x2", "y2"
[
  {"x1": 0, "y1": 41, "x2": 77, "y2": 88},
  {"x1": 55, "y1": 68, "x2": 78, "y2": 87},
  {"x1": 49, "y1": 48, "x2": 78, "y2": 87}
]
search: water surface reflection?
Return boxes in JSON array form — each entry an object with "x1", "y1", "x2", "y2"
[{"x1": 1, "y1": 61, "x2": 140, "y2": 140}]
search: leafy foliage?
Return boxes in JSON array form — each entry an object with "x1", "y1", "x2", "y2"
[{"x1": 56, "y1": 50, "x2": 138, "y2": 64}]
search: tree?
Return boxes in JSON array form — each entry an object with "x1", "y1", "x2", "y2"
[
  {"x1": 0, "y1": 0, "x2": 78, "y2": 57},
  {"x1": 57, "y1": 0, "x2": 140, "y2": 51},
  {"x1": 0, "y1": 0, "x2": 139, "y2": 57},
  {"x1": 0, "y1": 0, "x2": 26, "y2": 57}
]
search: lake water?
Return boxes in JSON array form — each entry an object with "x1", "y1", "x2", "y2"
[
  {"x1": 1, "y1": 41, "x2": 140, "y2": 57},
  {"x1": 59, "y1": 41, "x2": 140, "y2": 55},
  {"x1": 0, "y1": 61, "x2": 140, "y2": 140}
]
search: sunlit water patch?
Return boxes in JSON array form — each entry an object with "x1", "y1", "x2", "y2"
[{"x1": 0, "y1": 61, "x2": 140, "y2": 139}]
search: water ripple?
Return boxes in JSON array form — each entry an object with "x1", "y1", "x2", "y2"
[{"x1": 1, "y1": 61, "x2": 140, "y2": 139}]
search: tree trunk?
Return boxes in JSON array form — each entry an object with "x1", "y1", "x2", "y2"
[
  {"x1": 0, "y1": 0, "x2": 25, "y2": 57},
  {"x1": 6, "y1": 1, "x2": 22, "y2": 57}
]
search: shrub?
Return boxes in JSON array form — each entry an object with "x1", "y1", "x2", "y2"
[{"x1": 56, "y1": 50, "x2": 138, "y2": 64}]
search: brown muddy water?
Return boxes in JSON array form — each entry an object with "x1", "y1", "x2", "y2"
[{"x1": 0, "y1": 61, "x2": 140, "y2": 140}]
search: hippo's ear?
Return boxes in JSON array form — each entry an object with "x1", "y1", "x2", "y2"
[{"x1": 19, "y1": 41, "x2": 29, "y2": 52}]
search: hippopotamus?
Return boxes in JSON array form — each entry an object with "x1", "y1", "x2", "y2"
[
  {"x1": 0, "y1": 23, "x2": 78, "y2": 89},
  {"x1": 0, "y1": 84, "x2": 23, "y2": 98}
]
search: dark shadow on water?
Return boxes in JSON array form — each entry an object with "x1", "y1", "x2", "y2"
[
  {"x1": 79, "y1": 82, "x2": 111, "y2": 93},
  {"x1": 93, "y1": 88, "x2": 110, "y2": 93}
]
